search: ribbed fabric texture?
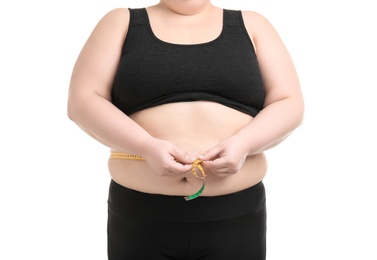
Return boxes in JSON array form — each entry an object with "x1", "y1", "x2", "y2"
[{"x1": 112, "y1": 8, "x2": 265, "y2": 117}]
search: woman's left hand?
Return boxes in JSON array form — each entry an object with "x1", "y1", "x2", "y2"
[{"x1": 198, "y1": 136, "x2": 249, "y2": 177}]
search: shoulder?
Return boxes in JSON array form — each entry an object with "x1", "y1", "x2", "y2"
[
  {"x1": 88, "y1": 8, "x2": 130, "y2": 45},
  {"x1": 96, "y1": 8, "x2": 130, "y2": 29},
  {"x1": 239, "y1": 10, "x2": 283, "y2": 50},
  {"x1": 240, "y1": 10, "x2": 276, "y2": 34}
]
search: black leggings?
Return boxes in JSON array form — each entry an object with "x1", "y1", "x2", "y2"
[{"x1": 107, "y1": 180, "x2": 267, "y2": 260}]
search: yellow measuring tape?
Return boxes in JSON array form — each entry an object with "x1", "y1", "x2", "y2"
[{"x1": 110, "y1": 152, "x2": 206, "y2": 201}]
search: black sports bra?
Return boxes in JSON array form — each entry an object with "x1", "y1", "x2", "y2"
[{"x1": 111, "y1": 8, "x2": 265, "y2": 117}]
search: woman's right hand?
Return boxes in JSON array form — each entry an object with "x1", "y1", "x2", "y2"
[{"x1": 142, "y1": 138, "x2": 194, "y2": 177}]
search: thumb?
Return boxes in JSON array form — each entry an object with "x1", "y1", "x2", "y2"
[
  {"x1": 171, "y1": 149, "x2": 195, "y2": 165},
  {"x1": 198, "y1": 147, "x2": 221, "y2": 161}
]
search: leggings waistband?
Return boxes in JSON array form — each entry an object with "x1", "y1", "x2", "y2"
[{"x1": 108, "y1": 180, "x2": 266, "y2": 223}]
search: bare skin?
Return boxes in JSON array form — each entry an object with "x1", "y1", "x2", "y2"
[
  {"x1": 109, "y1": 102, "x2": 268, "y2": 196},
  {"x1": 67, "y1": 0, "x2": 304, "y2": 197}
]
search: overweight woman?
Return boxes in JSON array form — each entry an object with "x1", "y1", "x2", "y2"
[{"x1": 67, "y1": 0, "x2": 304, "y2": 259}]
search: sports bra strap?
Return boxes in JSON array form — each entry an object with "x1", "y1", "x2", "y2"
[
  {"x1": 128, "y1": 8, "x2": 147, "y2": 26},
  {"x1": 223, "y1": 9, "x2": 243, "y2": 27}
]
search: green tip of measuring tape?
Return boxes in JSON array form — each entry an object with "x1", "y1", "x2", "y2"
[{"x1": 184, "y1": 182, "x2": 205, "y2": 201}]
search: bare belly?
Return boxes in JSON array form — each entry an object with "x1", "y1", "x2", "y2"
[{"x1": 108, "y1": 101, "x2": 267, "y2": 196}]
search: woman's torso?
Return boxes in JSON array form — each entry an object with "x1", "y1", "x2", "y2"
[
  {"x1": 108, "y1": 6, "x2": 267, "y2": 196},
  {"x1": 109, "y1": 101, "x2": 267, "y2": 196}
]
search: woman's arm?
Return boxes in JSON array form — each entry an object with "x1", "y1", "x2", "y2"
[
  {"x1": 200, "y1": 11, "x2": 304, "y2": 174},
  {"x1": 240, "y1": 10, "x2": 304, "y2": 154},
  {"x1": 68, "y1": 8, "x2": 148, "y2": 153},
  {"x1": 67, "y1": 8, "x2": 193, "y2": 174}
]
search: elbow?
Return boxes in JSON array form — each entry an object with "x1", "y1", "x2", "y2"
[
  {"x1": 295, "y1": 96, "x2": 305, "y2": 128},
  {"x1": 67, "y1": 102, "x2": 73, "y2": 121},
  {"x1": 285, "y1": 93, "x2": 305, "y2": 130},
  {"x1": 67, "y1": 97, "x2": 80, "y2": 123},
  {"x1": 67, "y1": 109, "x2": 75, "y2": 123}
]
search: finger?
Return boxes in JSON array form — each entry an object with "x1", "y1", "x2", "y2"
[
  {"x1": 170, "y1": 161, "x2": 192, "y2": 174},
  {"x1": 202, "y1": 163, "x2": 232, "y2": 177},
  {"x1": 201, "y1": 156, "x2": 226, "y2": 171},
  {"x1": 170, "y1": 148, "x2": 195, "y2": 164},
  {"x1": 202, "y1": 156, "x2": 240, "y2": 175},
  {"x1": 166, "y1": 154, "x2": 192, "y2": 173},
  {"x1": 198, "y1": 147, "x2": 221, "y2": 161}
]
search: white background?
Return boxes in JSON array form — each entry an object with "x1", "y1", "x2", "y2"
[{"x1": 1, "y1": 0, "x2": 376, "y2": 259}]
